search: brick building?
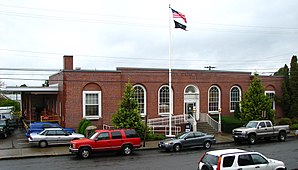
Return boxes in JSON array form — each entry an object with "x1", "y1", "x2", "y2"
[
  {"x1": 45, "y1": 55, "x2": 283, "y2": 129},
  {"x1": 0, "y1": 55, "x2": 284, "y2": 130}
]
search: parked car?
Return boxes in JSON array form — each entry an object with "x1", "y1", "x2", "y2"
[
  {"x1": 28, "y1": 128, "x2": 85, "y2": 148},
  {"x1": 198, "y1": 149, "x2": 286, "y2": 170},
  {"x1": 158, "y1": 131, "x2": 216, "y2": 152},
  {"x1": 0, "y1": 119, "x2": 12, "y2": 138},
  {"x1": 232, "y1": 120, "x2": 290, "y2": 144},
  {"x1": 69, "y1": 129, "x2": 142, "y2": 159},
  {"x1": 25, "y1": 122, "x2": 75, "y2": 137}
]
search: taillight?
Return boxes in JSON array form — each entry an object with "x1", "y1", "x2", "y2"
[{"x1": 217, "y1": 156, "x2": 222, "y2": 170}]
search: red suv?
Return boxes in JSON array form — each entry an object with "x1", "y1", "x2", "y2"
[{"x1": 69, "y1": 129, "x2": 142, "y2": 158}]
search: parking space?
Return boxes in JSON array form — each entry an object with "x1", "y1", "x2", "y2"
[{"x1": 0, "y1": 127, "x2": 30, "y2": 149}]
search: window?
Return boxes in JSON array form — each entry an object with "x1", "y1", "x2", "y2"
[
  {"x1": 83, "y1": 91, "x2": 101, "y2": 119},
  {"x1": 97, "y1": 132, "x2": 110, "y2": 140},
  {"x1": 223, "y1": 156, "x2": 235, "y2": 167},
  {"x1": 46, "y1": 130, "x2": 56, "y2": 136},
  {"x1": 111, "y1": 131, "x2": 122, "y2": 139},
  {"x1": 238, "y1": 154, "x2": 253, "y2": 166},
  {"x1": 265, "y1": 91, "x2": 275, "y2": 110},
  {"x1": 265, "y1": 121, "x2": 272, "y2": 127},
  {"x1": 230, "y1": 86, "x2": 241, "y2": 112},
  {"x1": 124, "y1": 129, "x2": 139, "y2": 138},
  {"x1": 251, "y1": 154, "x2": 268, "y2": 164},
  {"x1": 259, "y1": 122, "x2": 266, "y2": 128},
  {"x1": 208, "y1": 86, "x2": 221, "y2": 113},
  {"x1": 56, "y1": 130, "x2": 67, "y2": 136},
  {"x1": 158, "y1": 85, "x2": 173, "y2": 115},
  {"x1": 133, "y1": 85, "x2": 146, "y2": 117}
]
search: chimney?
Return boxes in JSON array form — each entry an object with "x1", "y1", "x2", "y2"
[{"x1": 63, "y1": 55, "x2": 73, "y2": 70}]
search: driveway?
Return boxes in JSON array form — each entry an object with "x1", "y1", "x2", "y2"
[{"x1": 0, "y1": 127, "x2": 30, "y2": 149}]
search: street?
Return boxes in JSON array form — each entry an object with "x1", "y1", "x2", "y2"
[{"x1": 0, "y1": 138, "x2": 297, "y2": 170}]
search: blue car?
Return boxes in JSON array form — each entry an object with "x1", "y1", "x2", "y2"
[{"x1": 25, "y1": 122, "x2": 75, "y2": 138}]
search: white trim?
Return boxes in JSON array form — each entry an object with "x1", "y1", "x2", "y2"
[
  {"x1": 158, "y1": 85, "x2": 173, "y2": 116},
  {"x1": 133, "y1": 84, "x2": 147, "y2": 117},
  {"x1": 208, "y1": 85, "x2": 221, "y2": 114},
  {"x1": 230, "y1": 86, "x2": 242, "y2": 112},
  {"x1": 184, "y1": 84, "x2": 200, "y2": 120},
  {"x1": 83, "y1": 91, "x2": 102, "y2": 119},
  {"x1": 265, "y1": 90, "x2": 275, "y2": 110}
]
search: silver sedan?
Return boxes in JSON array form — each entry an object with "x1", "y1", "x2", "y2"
[{"x1": 28, "y1": 128, "x2": 85, "y2": 148}]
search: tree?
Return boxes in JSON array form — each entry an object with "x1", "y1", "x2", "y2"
[
  {"x1": 112, "y1": 82, "x2": 145, "y2": 137},
  {"x1": 274, "y1": 64, "x2": 291, "y2": 116},
  {"x1": 289, "y1": 56, "x2": 298, "y2": 117},
  {"x1": 0, "y1": 99, "x2": 21, "y2": 112},
  {"x1": 239, "y1": 75, "x2": 274, "y2": 121}
]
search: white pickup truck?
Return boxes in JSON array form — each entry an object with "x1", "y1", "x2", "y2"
[{"x1": 232, "y1": 120, "x2": 290, "y2": 144}]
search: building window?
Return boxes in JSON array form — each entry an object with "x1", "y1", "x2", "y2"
[
  {"x1": 265, "y1": 91, "x2": 275, "y2": 110},
  {"x1": 230, "y1": 86, "x2": 241, "y2": 112},
  {"x1": 208, "y1": 86, "x2": 221, "y2": 113},
  {"x1": 159, "y1": 85, "x2": 173, "y2": 115},
  {"x1": 133, "y1": 85, "x2": 146, "y2": 117},
  {"x1": 83, "y1": 91, "x2": 101, "y2": 119}
]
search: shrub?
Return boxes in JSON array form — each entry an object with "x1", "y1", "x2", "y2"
[
  {"x1": 221, "y1": 116, "x2": 247, "y2": 133},
  {"x1": 277, "y1": 118, "x2": 292, "y2": 125},
  {"x1": 77, "y1": 119, "x2": 91, "y2": 135},
  {"x1": 290, "y1": 123, "x2": 298, "y2": 130},
  {"x1": 146, "y1": 132, "x2": 166, "y2": 141}
]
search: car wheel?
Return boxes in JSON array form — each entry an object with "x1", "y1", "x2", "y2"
[
  {"x1": 173, "y1": 144, "x2": 181, "y2": 152},
  {"x1": 201, "y1": 164, "x2": 214, "y2": 170},
  {"x1": 204, "y1": 141, "x2": 212, "y2": 149},
  {"x1": 234, "y1": 138, "x2": 241, "y2": 144},
  {"x1": 278, "y1": 131, "x2": 286, "y2": 142},
  {"x1": 39, "y1": 140, "x2": 48, "y2": 148},
  {"x1": 79, "y1": 147, "x2": 91, "y2": 159},
  {"x1": 122, "y1": 145, "x2": 133, "y2": 155},
  {"x1": 248, "y1": 134, "x2": 256, "y2": 145}
]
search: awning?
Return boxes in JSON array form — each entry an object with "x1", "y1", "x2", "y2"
[{"x1": 0, "y1": 84, "x2": 59, "y2": 94}]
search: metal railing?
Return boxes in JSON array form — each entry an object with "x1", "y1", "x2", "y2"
[{"x1": 200, "y1": 113, "x2": 219, "y2": 132}]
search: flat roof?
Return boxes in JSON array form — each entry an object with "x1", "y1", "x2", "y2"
[{"x1": 0, "y1": 84, "x2": 59, "y2": 94}]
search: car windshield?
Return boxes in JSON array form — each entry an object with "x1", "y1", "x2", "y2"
[
  {"x1": 88, "y1": 131, "x2": 97, "y2": 139},
  {"x1": 176, "y1": 133, "x2": 189, "y2": 139},
  {"x1": 245, "y1": 122, "x2": 258, "y2": 128},
  {"x1": 201, "y1": 153, "x2": 219, "y2": 165}
]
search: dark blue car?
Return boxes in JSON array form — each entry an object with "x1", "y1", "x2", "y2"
[{"x1": 25, "y1": 122, "x2": 75, "y2": 137}]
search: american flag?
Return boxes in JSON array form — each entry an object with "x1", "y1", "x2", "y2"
[{"x1": 171, "y1": 8, "x2": 187, "y2": 23}]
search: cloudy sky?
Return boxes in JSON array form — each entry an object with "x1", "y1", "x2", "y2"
[{"x1": 0, "y1": 0, "x2": 297, "y2": 86}]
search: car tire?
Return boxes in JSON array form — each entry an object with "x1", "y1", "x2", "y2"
[
  {"x1": 173, "y1": 144, "x2": 181, "y2": 152},
  {"x1": 79, "y1": 147, "x2": 91, "y2": 159},
  {"x1": 278, "y1": 131, "x2": 286, "y2": 142},
  {"x1": 203, "y1": 141, "x2": 212, "y2": 149},
  {"x1": 248, "y1": 134, "x2": 256, "y2": 145},
  {"x1": 201, "y1": 164, "x2": 214, "y2": 170},
  {"x1": 122, "y1": 145, "x2": 133, "y2": 156},
  {"x1": 39, "y1": 140, "x2": 48, "y2": 148}
]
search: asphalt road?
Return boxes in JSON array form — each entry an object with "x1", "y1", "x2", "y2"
[{"x1": 0, "y1": 138, "x2": 297, "y2": 170}]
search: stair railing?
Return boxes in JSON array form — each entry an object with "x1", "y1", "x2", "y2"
[{"x1": 200, "y1": 113, "x2": 219, "y2": 132}]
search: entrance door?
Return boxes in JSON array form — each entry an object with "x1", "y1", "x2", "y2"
[{"x1": 185, "y1": 103, "x2": 196, "y2": 119}]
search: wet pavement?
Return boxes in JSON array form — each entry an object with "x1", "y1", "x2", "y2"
[{"x1": 0, "y1": 127, "x2": 296, "y2": 160}]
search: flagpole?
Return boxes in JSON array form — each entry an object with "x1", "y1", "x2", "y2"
[{"x1": 167, "y1": 4, "x2": 174, "y2": 137}]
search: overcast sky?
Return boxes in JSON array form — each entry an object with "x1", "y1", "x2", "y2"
[{"x1": 0, "y1": 0, "x2": 297, "y2": 87}]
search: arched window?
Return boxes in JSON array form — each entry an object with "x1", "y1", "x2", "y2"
[
  {"x1": 158, "y1": 85, "x2": 173, "y2": 115},
  {"x1": 265, "y1": 91, "x2": 275, "y2": 110},
  {"x1": 208, "y1": 85, "x2": 221, "y2": 113},
  {"x1": 230, "y1": 86, "x2": 241, "y2": 112},
  {"x1": 133, "y1": 85, "x2": 146, "y2": 116}
]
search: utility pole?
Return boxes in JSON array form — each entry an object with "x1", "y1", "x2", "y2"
[{"x1": 204, "y1": 66, "x2": 216, "y2": 70}]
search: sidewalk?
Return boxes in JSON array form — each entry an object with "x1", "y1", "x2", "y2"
[{"x1": 0, "y1": 132, "x2": 295, "y2": 160}]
